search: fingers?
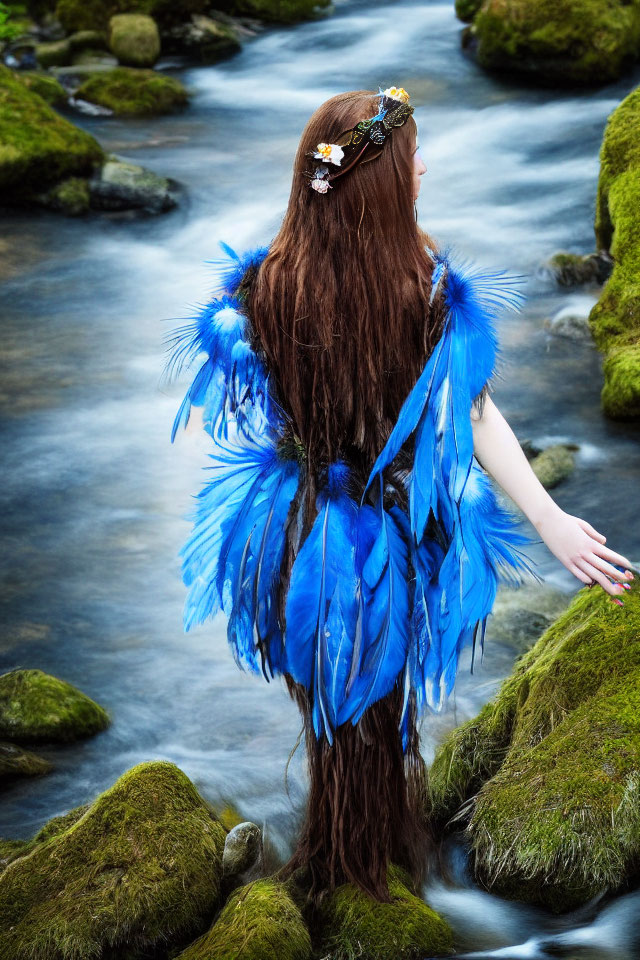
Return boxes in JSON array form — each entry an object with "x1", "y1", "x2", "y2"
[
  {"x1": 574, "y1": 558, "x2": 627, "y2": 597},
  {"x1": 576, "y1": 517, "x2": 606, "y2": 543},
  {"x1": 582, "y1": 553, "x2": 633, "y2": 584}
]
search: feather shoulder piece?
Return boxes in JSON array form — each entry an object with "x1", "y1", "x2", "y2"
[{"x1": 163, "y1": 241, "x2": 301, "y2": 678}]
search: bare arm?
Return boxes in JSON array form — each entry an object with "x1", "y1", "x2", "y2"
[{"x1": 471, "y1": 395, "x2": 634, "y2": 600}]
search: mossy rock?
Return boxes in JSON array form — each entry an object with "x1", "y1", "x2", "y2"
[
  {"x1": 0, "y1": 741, "x2": 52, "y2": 781},
  {"x1": 36, "y1": 175, "x2": 90, "y2": 214},
  {"x1": 229, "y1": 0, "x2": 330, "y2": 24},
  {"x1": 108, "y1": 12, "x2": 160, "y2": 67},
  {"x1": 0, "y1": 805, "x2": 89, "y2": 873},
  {"x1": 529, "y1": 444, "x2": 575, "y2": 489},
  {"x1": 589, "y1": 88, "x2": 640, "y2": 420},
  {"x1": 316, "y1": 864, "x2": 455, "y2": 960},
  {"x1": 177, "y1": 879, "x2": 312, "y2": 960},
  {"x1": 470, "y1": 0, "x2": 640, "y2": 87},
  {"x1": 35, "y1": 37, "x2": 72, "y2": 67},
  {"x1": 56, "y1": 0, "x2": 212, "y2": 32},
  {"x1": 0, "y1": 761, "x2": 228, "y2": 960},
  {"x1": 75, "y1": 65, "x2": 187, "y2": 114},
  {"x1": 546, "y1": 250, "x2": 612, "y2": 287},
  {"x1": 0, "y1": 65, "x2": 103, "y2": 198},
  {"x1": 18, "y1": 71, "x2": 67, "y2": 105},
  {"x1": 428, "y1": 585, "x2": 640, "y2": 912},
  {"x1": 455, "y1": 0, "x2": 483, "y2": 23},
  {"x1": 55, "y1": 0, "x2": 111, "y2": 32},
  {"x1": 0, "y1": 668, "x2": 110, "y2": 743}
]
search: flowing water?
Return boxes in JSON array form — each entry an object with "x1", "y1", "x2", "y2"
[{"x1": 1, "y1": 0, "x2": 640, "y2": 955}]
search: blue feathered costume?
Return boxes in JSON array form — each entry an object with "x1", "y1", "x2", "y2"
[{"x1": 164, "y1": 240, "x2": 540, "y2": 899}]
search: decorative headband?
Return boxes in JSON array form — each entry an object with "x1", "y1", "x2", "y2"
[{"x1": 307, "y1": 86, "x2": 413, "y2": 195}]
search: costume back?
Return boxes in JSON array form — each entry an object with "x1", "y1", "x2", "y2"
[{"x1": 165, "y1": 241, "x2": 539, "y2": 749}]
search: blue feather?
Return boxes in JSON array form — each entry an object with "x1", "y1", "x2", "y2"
[
  {"x1": 285, "y1": 463, "x2": 359, "y2": 743},
  {"x1": 180, "y1": 405, "x2": 300, "y2": 677},
  {"x1": 205, "y1": 241, "x2": 270, "y2": 298},
  {"x1": 342, "y1": 494, "x2": 411, "y2": 725}
]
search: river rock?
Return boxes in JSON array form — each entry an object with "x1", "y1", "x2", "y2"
[
  {"x1": 589, "y1": 87, "x2": 640, "y2": 420},
  {"x1": 35, "y1": 37, "x2": 72, "y2": 67},
  {"x1": 428, "y1": 584, "x2": 640, "y2": 912},
  {"x1": 0, "y1": 761, "x2": 227, "y2": 959},
  {"x1": 0, "y1": 804, "x2": 89, "y2": 872},
  {"x1": 36, "y1": 175, "x2": 90, "y2": 214},
  {"x1": 529, "y1": 444, "x2": 576, "y2": 488},
  {"x1": 108, "y1": 13, "x2": 160, "y2": 68},
  {"x1": 545, "y1": 251, "x2": 613, "y2": 287},
  {"x1": 162, "y1": 13, "x2": 242, "y2": 63},
  {"x1": 316, "y1": 864, "x2": 454, "y2": 960},
  {"x1": 223, "y1": 821, "x2": 264, "y2": 882},
  {"x1": 544, "y1": 302, "x2": 594, "y2": 341},
  {"x1": 0, "y1": 668, "x2": 110, "y2": 743},
  {"x1": 0, "y1": 741, "x2": 52, "y2": 782},
  {"x1": 459, "y1": 0, "x2": 640, "y2": 87},
  {"x1": 0, "y1": 64, "x2": 103, "y2": 200},
  {"x1": 89, "y1": 157, "x2": 177, "y2": 213},
  {"x1": 75, "y1": 65, "x2": 188, "y2": 114},
  {"x1": 17, "y1": 70, "x2": 67, "y2": 105},
  {"x1": 176, "y1": 879, "x2": 312, "y2": 960}
]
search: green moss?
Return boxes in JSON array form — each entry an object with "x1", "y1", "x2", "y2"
[
  {"x1": 75, "y1": 66, "x2": 188, "y2": 115},
  {"x1": 18, "y1": 71, "x2": 67, "y2": 105},
  {"x1": 472, "y1": 0, "x2": 640, "y2": 87},
  {"x1": 589, "y1": 88, "x2": 640, "y2": 420},
  {"x1": 55, "y1": 0, "x2": 110, "y2": 31},
  {"x1": 0, "y1": 668, "x2": 110, "y2": 743},
  {"x1": 108, "y1": 13, "x2": 160, "y2": 67},
  {"x1": 0, "y1": 65, "x2": 103, "y2": 197},
  {"x1": 0, "y1": 761, "x2": 228, "y2": 960},
  {"x1": 455, "y1": 0, "x2": 483, "y2": 23},
  {"x1": 35, "y1": 37, "x2": 72, "y2": 67},
  {"x1": 428, "y1": 585, "x2": 640, "y2": 911},
  {"x1": 0, "y1": 805, "x2": 90, "y2": 873},
  {"x1": 0, "y1": 839, "x2": 29, "y2": 871},
  {"x1": 37, "y1": 175, "x2": 90, "y2": 215},
  {"x1": 316, "y1": 864, "x2": 454, "y2": 960},
  {"x1": 177, "y1": 879, "x2": 312, "y2": 960}
]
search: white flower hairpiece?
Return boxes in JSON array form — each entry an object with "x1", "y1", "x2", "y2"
[{"x1": 313, "y1": 142, "x2": 344, "y2": 166}]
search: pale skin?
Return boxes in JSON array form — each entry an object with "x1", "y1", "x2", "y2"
[{"x1": 412, "y1": 141, "x2": 634, "y2": 600}]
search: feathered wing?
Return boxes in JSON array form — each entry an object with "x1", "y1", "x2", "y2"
[
  {"x1": 164, "y1": 241, "x2": 301, "y2": 677},
  {"x1": 365, "y1": 249, "x2": 542, "y2": 729},
  {"x1": 285, "y1": 464, "x2": 360, "y2": 743}
]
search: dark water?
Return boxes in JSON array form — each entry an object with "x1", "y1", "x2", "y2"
[{"x1": 1, "y1": 0, "x2": 640, "y2": 955}]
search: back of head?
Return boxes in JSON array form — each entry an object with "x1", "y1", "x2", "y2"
[{"x1": 249, "y1": 88, "x2": 445, "y2": 474}]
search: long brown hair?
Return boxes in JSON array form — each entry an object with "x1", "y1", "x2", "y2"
[
  {"x1": 245, "y1": 90, "x2": 447, "y2": 904},
  {"x1": 249, "y1": 89, "x2": 445, "y2": 475}
]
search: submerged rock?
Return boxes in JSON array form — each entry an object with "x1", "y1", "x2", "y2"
[
  {"x1": 459, "y1": 0, "x2": 640, "y2": 87},
  {"x1": 589, "y1": 86, "x2": 640, "y2": 420},
  {"x1": 545, "y1": 251, "x2": 613, "y2": 287},
  {"x1": 0, "y1": 761, "x2": 228, "y2": 959},
  {"x1": 529, "y1": 443, "x2": 576, "y2": 488},
  {"x1": 0, "y1": 668, "x2": 110, "y2": 743},
  {"x1": 108, "y1": 13, "x2": 160, "y2": 68},
  {"x1": 75, "y1": 65, "x2": 188, "y2": 115},
  {"x1": 89, "y1": 157, "x2": 178, "y2": 213},
  {"x1": 428, "y1": 585, "x2": 640, "y2": 912},
  {"x1": 177, "y1": 879, "x2": 312, "y2": 960},
  {"x1": 0, "y1": 741, "x2": 52, "y2": 782},
  {"x1": 316, "y1": 864, "x2": 455, "y2": 959},
  {"x1": 163, "y1": 13, "x2": 243, "y2": 63},
  {"x1": 36, "y1": 175, "x2": 90, "y2": 214}
]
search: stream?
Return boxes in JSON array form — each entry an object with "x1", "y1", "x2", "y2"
[{"x1": 1, "y1": 0, "x2": 640, "y2": 955}]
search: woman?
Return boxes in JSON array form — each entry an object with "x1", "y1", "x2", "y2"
[{"x1": 166, "y1": 87, "x2": 633, "y2": 905}]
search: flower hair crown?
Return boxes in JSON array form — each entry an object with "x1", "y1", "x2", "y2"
[{"x1": 308, "y1": 86, "x2": 413, "y2": 194}]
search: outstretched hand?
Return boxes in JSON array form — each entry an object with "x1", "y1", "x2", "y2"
[{"x1": 536, "y1": 508, "x2": 634, "y2": 603}]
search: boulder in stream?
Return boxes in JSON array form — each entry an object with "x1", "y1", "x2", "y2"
[
  {"x1": 0, "y1": 761, "x2": 228, "y2": 960},
  {"x1": 0, "y1": 667, "x2": 110, "y2": 743},
  {"x1": 428, "y1": 584, "x2": 640, "y2": 912},
  {"x1": 589, "y1": 86, "x2": 640, "y2": 420},
  {"x1": 75, "y1": 65, "x2": 188, "y2": 114},
  {"x1": 316, "y1": 864, "x2": 455, "y2": 959},
  {"x1": 176, "y1": 878, "x2": 312, "y2": 960},
  {"x1": 0, "y1": 741, "x2": 52, "y2": 783},
  {"x1": 0, "y1": 63, "x2": 104, "y2": 200},
  {"x1": 529, "y1": 443, "x2": 576, "y2": 489},
  {"x1": 108, "y1": 13, "x2": 161, "y2": 68},
  {"x1": 458, "y1": 0, "x2": 640, "y2": 87},
  {"x1": 89, "y1": 156, "x2": 178, "y2": 213}
]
